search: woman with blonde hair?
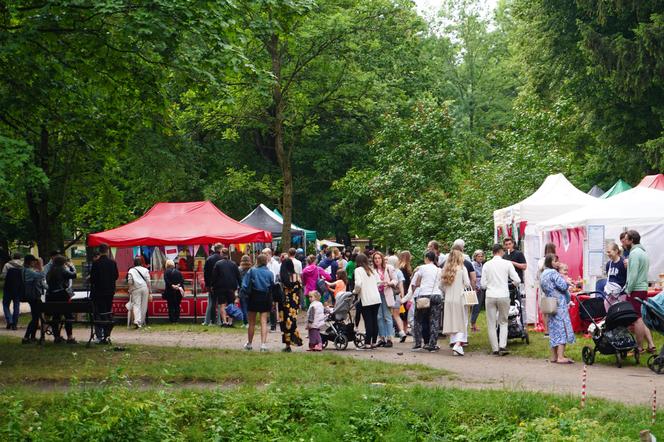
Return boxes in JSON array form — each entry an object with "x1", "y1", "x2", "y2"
[
  {"x1": 442, "y1": 249, "x2": 471, "y2": 356},
  {"x1": 387, "y1": 255, "x2": 407, "y2": 341}
]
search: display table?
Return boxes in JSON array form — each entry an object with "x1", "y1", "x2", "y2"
[{"x1": 111, "y1": 293, "x2": 211, "y2": 319}]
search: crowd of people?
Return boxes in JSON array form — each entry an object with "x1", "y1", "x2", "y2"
[{"x1": 0, "y1": 228, "x2": 658, "y2": 359}]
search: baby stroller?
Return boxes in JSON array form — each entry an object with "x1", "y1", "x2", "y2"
[
  {"x1": 320, "y1": 292, "x2": 365, "y2": 350},
  {"x1": 503, "y1": 285, "x2": 529, "y2": 345},
  {"x1": 637, "y1": 292, "x2": 664, "y2": 373},
  {"x1": 581, "y1": 293, "x2": 639, "y2": 368}
]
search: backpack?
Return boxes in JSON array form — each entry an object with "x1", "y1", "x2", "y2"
[{"x1": 20, "y1": 269, "x2": 42, "y2": 302}]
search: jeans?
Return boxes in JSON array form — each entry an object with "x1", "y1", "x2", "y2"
[
  {"x1": 204, "y1": 293, "x2": 220, "y2": 325},
  {"x1": 24, "y1": 299, "x2": 42, "y2": 339},
  {"x1": 3, "y1": 293, "x2": 20, "y2": 326},
  {"x1": 486, "y1": 297, "x2": 510, "y2": 352},
  {"x1": 470, "y1": 288, "x2": 486, "y2": 325},
  {"x1": 377, "y1": 293, "x2": 394, "y2": 339},
  {"x1": 362, "y1": 303, "x2": 380, "y2": 346}
]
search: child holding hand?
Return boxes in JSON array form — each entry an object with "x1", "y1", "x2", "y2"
[{"x1": 306, "y1": 291, "x2": 325, "y2": 351}]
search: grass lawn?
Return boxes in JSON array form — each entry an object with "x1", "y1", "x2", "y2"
[
  {"x1": 0, "y1": 335, "x2": 445, "y2": 386},
  {"x1": 465, "y1": 311, "x2": 660, "y2": 367},
  {"x1": 2, "y1": 382, "x2": 660, "y2": 440}
]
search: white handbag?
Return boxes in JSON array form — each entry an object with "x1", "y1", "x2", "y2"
[{"x1": 463, "y1": 288, "x2": 478, "y2": 306}]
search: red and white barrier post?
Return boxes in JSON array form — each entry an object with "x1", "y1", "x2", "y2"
[{"x1": 581, "y1": 364, "x2": 587, "y2": 409}]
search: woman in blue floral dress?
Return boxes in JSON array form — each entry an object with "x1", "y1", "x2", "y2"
[{"x1": 540, "y1": 254, "x2": 575, "y2": 364}]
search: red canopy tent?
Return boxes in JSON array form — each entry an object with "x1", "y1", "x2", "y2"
[
  {"x1": 638, "y1": 174, "x2": 664, "y2": 190},
  {"x1": 88, "y1": 201, "x2": 272, "y2": 247}
]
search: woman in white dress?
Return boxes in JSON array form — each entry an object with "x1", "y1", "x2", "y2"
[{"x1": 442, "y1": 250, "x2": 471, "y2": 356}]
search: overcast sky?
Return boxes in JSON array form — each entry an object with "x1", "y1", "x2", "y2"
[{"x1": 413, "y1": 0, "x2": 499, "y2": 17}]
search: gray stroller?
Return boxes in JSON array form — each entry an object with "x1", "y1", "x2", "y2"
[{"x1": 320, "y1": 291, "x2": 365, "y2": 350}]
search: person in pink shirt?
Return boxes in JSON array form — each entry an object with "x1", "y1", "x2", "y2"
[{"x1": 302, "y1": 255, "x2": 331, "y2": 305}]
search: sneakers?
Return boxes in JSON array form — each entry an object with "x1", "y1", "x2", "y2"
[
  {"x1": 376, "y1": 340, "x2": 386, "y2": 348},
  {"x1": 411, "y1": 346, "x2": 423, "y2": 352},
  {"x1": 243, "y1": 343, "x2": 253, "y2": 351},
  {"x1": 260, "y1": 344, "x2": 269, "y2": 352},
  {"x1": 452, "y1": 343, "x2": 464, "y2": 356},
  {"x1": 384, "y1": 340, "x2": 393, "y2": 348},
  {"x1": 499, "y1": 347, "x2": 510, "y2": 356}
]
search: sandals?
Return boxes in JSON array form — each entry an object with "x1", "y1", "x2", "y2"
[{"x1": 647, "y1": 347, "x2": 657, "y2": 354}]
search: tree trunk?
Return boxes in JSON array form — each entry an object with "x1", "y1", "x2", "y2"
[
  {"x1": 268, "y1": 33, "x2": 292, "y2": 250},
  {"x1": 25, "y1": 125, "x2": 63, "y2": 260}
]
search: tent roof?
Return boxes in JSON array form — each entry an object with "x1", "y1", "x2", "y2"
[
  {"x1": 587, "y1": 185, "x2": 605, "y2": 197},
  {"x1": 87, "y1": 201, "x2": 272, "y2": 247},
  {"x1": 600, "y1": 179, "x2": 632, "y2": 199},
  {"x1": 272, "y1": 209, "x2": 317, "y2": 241},
  {"x1": 240, "y1": 204, "x2": 304, "y2": 237},
  {"x1": 494, "y1": 174, "x2": 596, "y2": 227},
  {"x1": 538, "y1": 187, "x2": 664, "y2": 231},
  {"x1": 638, "y1": 174, "x2": 664, "y2": 190}
]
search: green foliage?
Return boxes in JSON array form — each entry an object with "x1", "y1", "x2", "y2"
[{"x1": 0, "y1": 386, "x2": 655, "y2": 441}]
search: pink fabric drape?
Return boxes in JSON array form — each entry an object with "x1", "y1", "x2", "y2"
[{"x1": 549, "y1": 228, "x2": 584, "y2": 279}]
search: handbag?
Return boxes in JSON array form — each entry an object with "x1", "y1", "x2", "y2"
[
  {"x1": 416, "y1": 296, "x2": 431, "y2": 310},
  {"x1": 272, "y1": 283, "x2": 285, "y2": 305},
  {"x1": 540, "y1": 296, "x2": 558, "y2": 315},
  {"x1": 463, "y1": 288, "x2": 478, "y2": 306}
]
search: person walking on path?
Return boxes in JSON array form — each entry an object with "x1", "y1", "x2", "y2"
[
  {"x1": 90, "y1": 244, "x2": 119, "y2": 344},
  {"x1": 623, "y1": 230, "x2": 656, "y2": 353},
  {"x1": 481, "y1": 244, "x2": 520, "y2": 356},
  {"x1": 2, "y1": 253, "x2": 22, "y2": 330},
  {"x1": 163, "y1": 260, "x2": 185, "y2": 323},
  {"x1": 540, "y1": 254, "x2": 575, "y2": 363},
  {"x1": 238, "y1": 255, "x2": 253, "y2": 327},
  {"x1": 127, "y1": 257, "x2": 151, "y2": 329},
  {"x1": 470, "y1": 250, "x2": 485, "y2": 333},
  {"x1": 203, "y1": 243, "x2": 223, "y2": 326},
  {"x1": 442, "y1": 250, "x2": 471, "y2": 356},
  {"x1": 211, "y1": 248, "x2": 242, "y2": 327},
  {"x1": 352, "y1": 253, "x2": 382, "y2": 349},
  {"x1": 405, "y1": 251, "x2": 444, "y2": 352},
  {"x1": 372, "y1": 252, "x2": 397, "y2": 347},
  {"x1": 306, "y1": 291, "x2": 325, "y2": 351},
  {"x1": 241, "y1": 254, "x2": 275, "y2": 352},
  {"x1": 278, "y1": 258, "x2": 303, "y2": 352}
]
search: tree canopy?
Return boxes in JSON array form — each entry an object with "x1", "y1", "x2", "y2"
[{"x1": 1, "y1": 0, "x2": 662, "y2": 258}]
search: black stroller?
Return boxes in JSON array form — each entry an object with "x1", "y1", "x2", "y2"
[
  {"x1": 320, "y1": 292, "x2": 365, "y2": 350},
  {"x1": 503, "y1": 284, "x2": 529, "y2": 345},
  {"x1": 581, "y1": 292, "x2": 639, "y2": 368},
  {"x1": 637, "y1": 292, "x2": 664, "y2": 373}
]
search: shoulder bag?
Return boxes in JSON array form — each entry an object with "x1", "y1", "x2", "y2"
[
  {"x1": 416, "y1": 269, "x2": 440, "y2": 310},
  {"x1": 540, "y1": 295, "x2": 558, "y2": 315}
]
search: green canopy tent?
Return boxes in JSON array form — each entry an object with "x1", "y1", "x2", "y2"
[
  {"x1": 600, "y1": 179, "x2": 632, "y2": 199},
  {"x1": 272, "y1": 209, "x2": 317, "y2": 242}
]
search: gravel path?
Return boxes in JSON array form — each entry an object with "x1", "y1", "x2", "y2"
[{"x1": 2, "y1": 324, "x2": 661, "y2": 405}]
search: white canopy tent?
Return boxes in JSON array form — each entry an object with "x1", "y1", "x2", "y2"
[
  {"x1": 537, "y1": 186, "x2": 664, "y2": 284},
  {"x1": 493, "y1": 174, "x2": 597, "y2": 323}
]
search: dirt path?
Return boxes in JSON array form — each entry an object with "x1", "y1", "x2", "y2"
[{"x1": 2, "y1": 326, "x2": 661, "y2": 405}]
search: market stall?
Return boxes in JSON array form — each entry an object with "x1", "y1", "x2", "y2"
[
  {"x1": 493, "y1": 173, "x2": 597, "y2": 323},
  {"x1": 240, "y1": 204, "x2": 305, "y2": 246},
  {"x1": 587, "y1": 185, "x2": 605, "y2": 197},
  {"x1": 537, "y1": 186, "x2": 664, "y2": 289},
  {"x1": 638, "y1": 174, "x2": 664, "y2": 190},
  {"x1": 600, "y1": 179, "x2": 632, "y2": 199},
  {"x1": 87, "y1": 201, "x2": 272, "y2": 321}
]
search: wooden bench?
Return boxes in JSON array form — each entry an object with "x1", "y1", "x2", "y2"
[{"x1": 39, "y1": 299, "x2": 115, "y2": 347}]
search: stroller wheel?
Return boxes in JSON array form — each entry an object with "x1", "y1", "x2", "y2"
[
  {"x1": 321, "y1": 338, "x2": 328, "y2": 349},
  {"x1": 648, "y1": 355, "x2": 664, "y2": 374},
  {"x1": 581, "y1": 346, "x2": 594, "y2": 365},
  {"x1": 334, "y1": 334, "x2": 348, "y2": 351},
  {"x1": 354, "y1": 333, "x2": 366, "y2": 349},
  {"x1": 524, "y1": 332, "x2": 530, "y2": 345},
  {"x1": 615, "y1": 351, "x2": 622, "y2": 368}
]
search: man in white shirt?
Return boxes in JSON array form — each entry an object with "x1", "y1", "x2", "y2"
[
  {"x1": 288, "y1": 248, "x2": 302, "y2": 275},
  {"x1": 481, "y1": 244, "x2": 521, "y2": 356},
  {"x1": 262, "y1": 248, "x2": 281, "y2": 282}
]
